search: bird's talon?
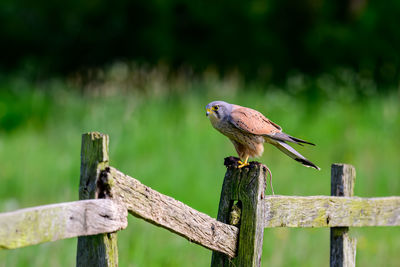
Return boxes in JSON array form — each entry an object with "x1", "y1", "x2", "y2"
[{"x1": 237, "y1": 160, "x2": 250, "y2": 168}]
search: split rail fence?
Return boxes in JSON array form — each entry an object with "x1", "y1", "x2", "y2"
[{"x1": 1, "y1": 132, "x2": 399, "y2": 266}]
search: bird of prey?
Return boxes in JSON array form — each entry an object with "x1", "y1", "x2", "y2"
[{"x1": 205, "y1": 100, "x2": 320, "y2": 170}]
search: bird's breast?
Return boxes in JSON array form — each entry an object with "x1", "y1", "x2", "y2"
[{"x1": 210, "y1": 119, "x2": 233, "y2": 135}]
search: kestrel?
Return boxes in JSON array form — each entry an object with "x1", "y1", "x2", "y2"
[{"x1": 206, "y1": 101, "x2": 320, "y2": 170}]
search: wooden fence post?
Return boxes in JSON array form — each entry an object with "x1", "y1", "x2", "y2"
[
  {"x1": 77, "y1": 132, "x2": 119, "y2": 267},
  {"x1": 211, "y1": 157, "x2": 267, "y2": 267},
  {"x1": 330, "y1": 163, "x2": 357, "y2": 267}
]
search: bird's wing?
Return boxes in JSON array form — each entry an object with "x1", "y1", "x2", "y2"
[
  {"x1": 230, "y1": 106, "x2": 316, "y2": 146},
  {"x1": 229, "y1": 106, "x2": 282, "y2": 135}
]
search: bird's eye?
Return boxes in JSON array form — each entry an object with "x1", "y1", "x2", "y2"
[{"x1": 213, "y1": 106, "x2": 219, "y2": 111}]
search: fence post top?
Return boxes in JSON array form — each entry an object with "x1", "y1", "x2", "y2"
[
  {"x1": 82, "y1": 131, "x2": 108, "y2": 139},
  {"x1": 224, "y1": 156, "x2": 263, "y2": 169},
  {"x1": 331, "y1": 163, "x2": 355, "y2": 169}
]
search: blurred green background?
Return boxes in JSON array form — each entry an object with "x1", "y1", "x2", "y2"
[{"x1": 1, "y1": 0, "x2": 400, "y2": 266}]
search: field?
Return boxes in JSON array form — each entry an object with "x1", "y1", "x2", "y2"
[{"x1": 0, "y1": 70, "x2": 399, "y2": 266}]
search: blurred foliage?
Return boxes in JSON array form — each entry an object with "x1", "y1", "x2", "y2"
[
  {"x1": 1, "y1": 62, "x2": 395, "y2": 133},
  {"x1": 1, "y1": 0, "x2": 400, "y2": 86}
]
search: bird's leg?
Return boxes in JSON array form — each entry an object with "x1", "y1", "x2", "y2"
[{"x1": 238, "y1": 155, "x2": 250, "y2": 168}]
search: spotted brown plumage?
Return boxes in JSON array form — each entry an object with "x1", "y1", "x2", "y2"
[{"x1": 205, "y1": 100, "x2": 320, "y2": 170}]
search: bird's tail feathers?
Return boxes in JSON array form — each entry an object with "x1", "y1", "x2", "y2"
[
  {"x1": 287, "y1": 135, "x2": 315, "y2": 146},
  {"x1": 273, "y1": 141, "x2": 320, "y2": 170},
  {"x1": 265, "y1": 132, "x2": 315, "y2": 146}
]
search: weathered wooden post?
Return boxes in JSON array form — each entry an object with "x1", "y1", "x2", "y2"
[
  {"x1": 77, "y1": 132, "x2": 119, "y2": 266},
  {"x1": 330, "y1": 163, "x2": 357, "y2": 267},
  {"x1": 211, "y1": 157, "x2": 267, "y2": 267}
]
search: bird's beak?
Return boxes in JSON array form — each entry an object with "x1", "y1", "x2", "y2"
[{"x1": 206, "y1": 108, "x2": 212, "y2": 117}]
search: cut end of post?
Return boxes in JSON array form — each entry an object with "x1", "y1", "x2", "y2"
[
  {"x1": 85, "y1": 131, "x2": 106, "y2": 140},
  {"x1": 331, "y1": 163, "x2": 356, "y2": 197},
  {"x1": 81, "y1": 132, "x2": 110, "y2": 165}
]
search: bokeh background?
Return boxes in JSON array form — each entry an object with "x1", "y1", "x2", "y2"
[{"x1": 1, "y1": 0, "x2": 400, "y2": 266}]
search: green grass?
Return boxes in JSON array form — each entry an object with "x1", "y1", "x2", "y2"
[{"x1": 0, "y1": 74, "x2": 399, "y2": 266}]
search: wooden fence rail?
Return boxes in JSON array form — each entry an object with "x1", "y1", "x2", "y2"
[
  {"x1": 0, "y1": 132, "x2": 399, "y2": 267},
  {"x1": 103, "y1": 166, "x2": 239, "y2": 257},
  {"x1": 0, "y1": 199, "x2": 127, "y2": 250},
  {"x1": 264, "y1": 195, "x2": 400, "y2": 227}
]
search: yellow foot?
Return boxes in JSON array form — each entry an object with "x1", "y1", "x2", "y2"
[{"x1": 237, "y1": 160, "x2": 250, "y2": 168}]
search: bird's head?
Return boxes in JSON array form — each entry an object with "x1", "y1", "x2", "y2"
[{"x1": 205, "y1": 101, "x2": 232, "y2": 123}]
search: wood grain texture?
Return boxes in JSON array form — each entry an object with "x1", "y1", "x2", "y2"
[
  {"x1": 0, "y1": 199, "x2": 127, "y2": 250},
  {"x1": 79, "y1": 132, "x2": 110, "y2": 200},
  {"x1": 211, "y1": 157, "x2": 267, "y2": 267},
  {"x1": 330, "y1": 163, "x2": 356, "y2": 267},
  {"x1": 103, "y1": 166, "x2": 239, "y2": 258},
  {"x1": 331, "y1": 229, "x2": 356, "y2": 267},
  {"x1": 77, "y1": 132, "x2": 119, "y2": 267},
  {"x1": 331, "y1": 164, "x2": 356, "y2": 197},
  {"x1": 264, "y1": 195, "x2": 400, "y2": 227}
]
